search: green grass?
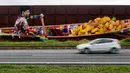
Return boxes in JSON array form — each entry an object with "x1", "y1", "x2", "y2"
[
  {"x1": 120, "y1": 38, "x2": 130, "y2": 45},
  {"x1": 0, "y1": 40, "x2": 87, "y2": 46},
  {"x1": 0, "y1": 65, "x2": 129, "y2": 73},
  {"x1": 0, "y1": 38, "x2": 130, "y2": 46}
]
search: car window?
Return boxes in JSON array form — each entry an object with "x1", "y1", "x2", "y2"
[
  {"x1": 92, "y1": 39, "x2": 113, "y2": 44},
  {"x1": 91, "y1": 40, "x2": 102, "y2": 44},
  {"x1": 104, "y1": 40, "x2": 113, "y2": 43}
]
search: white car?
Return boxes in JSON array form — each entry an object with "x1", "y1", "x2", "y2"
[{"x1": 76, "y1": 38, "x2": 121, "y2": 54}]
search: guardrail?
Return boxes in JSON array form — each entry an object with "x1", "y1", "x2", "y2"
[
  {"x1": 0, "y1": 46, "x2": 76, "y2": 50},
  {"x1": 121, "y1": 45, "x2": 130, "y2": 49},
  {"x1": 0, "y1": 45, "x2": 129, "y2": 49}
]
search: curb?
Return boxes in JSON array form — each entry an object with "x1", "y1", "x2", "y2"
[
  {"x1": 0, "y1": 62, "x2": 130, "y2": 65},
  {"x1": 0, "y1": 45, "x2": 129, "y2": 49},
  {"x1": 0, "y1": 46, "x2": 76, "y2": 50}
]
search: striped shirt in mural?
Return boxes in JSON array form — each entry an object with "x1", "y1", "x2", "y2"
[{"x1": 14, "y1": 17, "x2": 29, "y2": 34}]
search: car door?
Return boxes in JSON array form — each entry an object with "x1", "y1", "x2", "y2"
[
  {"x1": 89, "y1": 39, "x2": 105, "y2": 51},
  {"x1": 100, "y1": 39, "x2": 113, "y2": 51},
  {"x1": 90, "y1": 39, "x2": 113, "y2": 51}
]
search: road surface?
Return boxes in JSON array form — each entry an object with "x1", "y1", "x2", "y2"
[{"x1": 0, "y1": 49, "x2": 130, "y2": 64}]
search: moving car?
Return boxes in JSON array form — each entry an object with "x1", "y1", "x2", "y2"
[{"x1": 76, "y1": 38, "x2": 121, "y2": 54}]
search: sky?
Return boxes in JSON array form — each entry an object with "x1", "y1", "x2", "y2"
[{"x1": 0, "y1": 0, "x2": 130, "y2": 5}]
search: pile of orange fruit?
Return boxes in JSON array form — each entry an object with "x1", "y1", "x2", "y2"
[{"x1": 69, "y1": 16, "x2": 130, "y2": 36}]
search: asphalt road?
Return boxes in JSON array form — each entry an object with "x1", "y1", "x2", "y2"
[{"x1": 0, "y1": 49, "x2": 130, "y2": 64}]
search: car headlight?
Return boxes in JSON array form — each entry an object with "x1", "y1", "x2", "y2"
[{"x1": 76, "y1": 45, "x2": 82, "y2": 49}]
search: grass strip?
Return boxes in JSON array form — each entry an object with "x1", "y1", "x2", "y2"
[
  {"x1": 0, "y1": 65, "x2": 129, "y2": 73},
  {"x1": 0, "y1": 38, "x2": 129, "y2": 46},
  {"x1": 0, "y1": 40, "x2": 87, "y2": 46}
]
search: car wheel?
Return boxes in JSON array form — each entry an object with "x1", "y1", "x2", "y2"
[
  {"x1": 110, "y1": 48, "x2": 119, "y2": 54},
  {"x1": 84, "y1": 48, "x2": 90, "y2": 54},
  {"x1": 79, "y1": 51, "x2": 85, "y2": 54}
]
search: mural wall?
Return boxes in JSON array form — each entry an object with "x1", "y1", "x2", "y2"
[{"x1": 0, "y1": 5, "x2": 129, "y2": 27}]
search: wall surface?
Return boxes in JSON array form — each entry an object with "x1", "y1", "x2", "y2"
[
  {"x1": 0, "y1": 5, "x2": 129, "y2": 27},
  {"x1": 0, "y1": 0, "x2": 129, "y2": 5}
]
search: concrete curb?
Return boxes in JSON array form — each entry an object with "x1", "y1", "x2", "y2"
[
  {"x1": 0, "y1": 45, "x2": 129, "y2": 49},
  {"x1": 0, "y1": 62, "x2": 130, "y2": 65},
  {"x1": 0, "y1": 46, "x2": 76, "y2": 50}
]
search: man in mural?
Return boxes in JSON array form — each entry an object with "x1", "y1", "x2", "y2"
[{"x1": 13, "y1": 6, "x2": 44, "y2": 38}]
